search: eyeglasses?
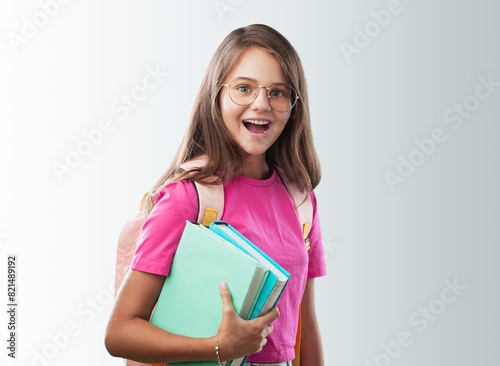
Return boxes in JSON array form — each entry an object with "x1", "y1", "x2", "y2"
[{"x1": 221, "y1": 77, "x2": 299, "y2": 112}]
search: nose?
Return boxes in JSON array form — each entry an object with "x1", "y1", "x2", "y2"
[{"x1": 250, "y1": 86, "x2": 271, "y2": 111}]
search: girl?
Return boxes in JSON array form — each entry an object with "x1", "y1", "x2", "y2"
[{"x1": 105, "y1": 24, "x2": 326, "y2": 365}]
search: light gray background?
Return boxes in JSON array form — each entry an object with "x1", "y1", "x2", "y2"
[{"x1": 1, "y1": 1, "x2": 499, "y2": 365}]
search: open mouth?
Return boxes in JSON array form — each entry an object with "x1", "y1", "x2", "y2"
[{"x1": 243, "y1": 119, "x2": 271, "y2": 134}]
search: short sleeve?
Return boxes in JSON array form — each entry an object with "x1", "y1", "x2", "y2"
[
  {"x1": 306, "y1": 191, "x2": 327, "y2": 278},
  {"x1": 130, "y1": 180, "x2": 198, "y2": 276}
]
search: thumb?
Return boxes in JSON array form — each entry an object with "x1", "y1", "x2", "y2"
[{"x1": 219, "y1": 281, "x2": 235, "y2": 313}]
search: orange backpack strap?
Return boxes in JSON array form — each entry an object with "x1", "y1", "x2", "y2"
[{"x1": 294, "y1": 306, "x2": 303, "y2": 366}]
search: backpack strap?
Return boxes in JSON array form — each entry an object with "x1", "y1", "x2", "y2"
[
  {"x1": 286, "y1": 182, "x2": 313, "y2": 250},
  {"x1": 192, "y1": 182, "x2": 224, "y2": 227},
  {"x1": 179, "y1": 155, "x2": 224, "y2": 227},
  {"x1": 276, "y1": 169, "x2": 313, "y2": 250},
  {"x1": 114, "y1": 211, "x2": 145, "y2": 295}
]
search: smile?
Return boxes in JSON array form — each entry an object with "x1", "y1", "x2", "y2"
[{"x1": 243, "y1": 119, "x2": 271, "y2": 134}]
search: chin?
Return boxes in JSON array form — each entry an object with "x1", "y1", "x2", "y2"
[{"x1": 240, "y1": 147, "x2": 268, "y2": 158}]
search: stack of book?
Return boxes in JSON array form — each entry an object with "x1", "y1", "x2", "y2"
[{"x1": 150, "y1": 220, "x2": 290, "y2": 366}]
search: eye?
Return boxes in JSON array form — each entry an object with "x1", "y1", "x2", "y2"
[
  {"x1": 269, "y1": 87, "x2": 288, "y2": 98},
  {"x1": 235, "y1": 85, "x2": 253, "y2": 94}
]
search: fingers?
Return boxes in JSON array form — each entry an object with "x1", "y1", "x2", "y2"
[
  {"x1": 259, "y1": 306, "x2": 280, "y2": 324},
  {"x1": 260, "y1": 336, "x2": 268, "y2": 348},
  {"x1": 253, "y1": 308, "x2": 278, "y2": 352},
  {"x1": 262, "y1": 324, "x2": 273, "y2": 338},
  {"x1": 256, "y1": 328, "x2": 270, "y2": 352},
  {"x1": 218, "y1": 284, "x2": 279, "y2": 357}
]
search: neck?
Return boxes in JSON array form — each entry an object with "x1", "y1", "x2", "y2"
[{"x1": 241, "y1": 155, "x2": 270, "y2": 180}]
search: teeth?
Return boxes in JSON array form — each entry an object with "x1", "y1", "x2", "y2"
[{"x1": 243, "y1": 120, "x2": 270, "y2": 125}]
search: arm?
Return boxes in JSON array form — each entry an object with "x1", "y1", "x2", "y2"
[
  {"x1": 299, "y1": 278, "x2": 325, "y2": 365},
  {"x1": 105, "y1": 269, "x2": 215, "y2": 363},
  {"x1": 105, "y1": 270, "x2": 279, "y2": 363}
]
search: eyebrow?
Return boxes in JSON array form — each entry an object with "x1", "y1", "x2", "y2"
[{"x1": 232, "y1": 76, "x2": 290, "y2": 86}]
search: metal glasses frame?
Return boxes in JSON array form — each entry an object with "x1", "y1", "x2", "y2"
[{"x1": 221, "y1": 77, "x2": 299, "y2": 112}]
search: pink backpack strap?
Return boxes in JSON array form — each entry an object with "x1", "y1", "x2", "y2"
[
  {"x1": 277, "y1": 169, "x2": 313, "y2": 250},
  {"x1": 180, "y1": 155, "x2": 224, "y2": 227},
  {"x1": 115, "y1": 211, "x2": 144, "y2": 295},
  {"x1": 192, "y1": 182, "x2": 224, "y2": 226}
]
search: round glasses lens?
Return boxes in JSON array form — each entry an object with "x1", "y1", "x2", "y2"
[
  {"x1": 268, "y1": 84, "x2": 297, "y2": 112},
  {"x1": 229, "y1": 78, "x2": 258, "y2": 105}
]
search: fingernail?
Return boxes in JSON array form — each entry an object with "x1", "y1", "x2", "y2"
[{"x1": 219, "y1": 281, "x2": 227, "y2": 290}]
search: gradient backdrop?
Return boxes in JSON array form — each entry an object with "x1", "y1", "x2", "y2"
[{"x1": 1, "y1": 1, "x2": 499, "y2": 365}]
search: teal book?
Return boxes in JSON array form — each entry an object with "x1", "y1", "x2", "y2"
[
  {"x1": 150, "y1": 221, "x2": 270, "y2": 366},
  {"x1": 208, "y1": 221, "x2": 291, "y2": 366},
  {"x1": 209, "y1": 221, "x2": 291, "y2": 318}
]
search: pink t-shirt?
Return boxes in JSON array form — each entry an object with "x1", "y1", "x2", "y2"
[{"x1": 131, "y1": 169, "x2": 327, "y2": 362}]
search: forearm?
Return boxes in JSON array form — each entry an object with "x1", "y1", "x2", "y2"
[
  {"x1": 299, "y1": 278, "x2": 324, "y2": 365},
  {"x1": 299, "y1": 324, "x2": 324, "y2": 365},
  {"x1": 105, "y1": 317, "x2": 217, "y2": 364},
  {"x1": 106, "y1": 272, "x2": 279, "y2": 364}
]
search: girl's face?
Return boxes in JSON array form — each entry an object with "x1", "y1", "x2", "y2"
[{"x1": 219, "y1": 47, "x2": 292, "y2": 161}]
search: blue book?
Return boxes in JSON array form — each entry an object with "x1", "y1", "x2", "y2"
[{"x1": 209, "y1": 221, "x2": 291, "y2": 319}]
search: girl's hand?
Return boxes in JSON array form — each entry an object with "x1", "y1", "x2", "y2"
[{"x1": 216, "y1": 281, "x2": 280, "y2": 361}]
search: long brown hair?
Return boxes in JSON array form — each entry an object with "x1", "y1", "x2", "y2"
[{"x1": 142, "y1": 24, "x2": 321, "y2": 215}]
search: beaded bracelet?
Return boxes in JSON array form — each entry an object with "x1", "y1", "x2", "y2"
[{"x1": 215, "y1": 337, "x2": 222, "y2": 366}]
